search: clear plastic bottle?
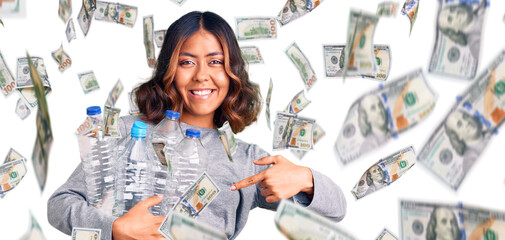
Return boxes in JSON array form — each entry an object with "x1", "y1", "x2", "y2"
[
  {"x1": 82, "y1": 130, "x2": 115, "y2": 215},
  {"x1": 170, "y1": 129, "x2": 209, "y2": 208},
  {"x1": 113, "y1": 121, "x2": 156, "y2": 217},
  {"x1": 78, "y1": 106, "x2": 104, "y2": 161},
  {"x1": 150, "y1": 110, "x2": 184, "y2": 215}
]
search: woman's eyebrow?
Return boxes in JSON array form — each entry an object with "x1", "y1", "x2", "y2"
[
  {"x1": 206, "y1": 51, "x2": 224, "y2": 57},
  {"x1": 179, "y1": 51, "x2": 224, "y2": 57}
]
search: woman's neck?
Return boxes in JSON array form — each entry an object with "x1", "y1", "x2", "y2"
[{"x1": 180, "y1": 110, "x2": 216, "y2": 129}]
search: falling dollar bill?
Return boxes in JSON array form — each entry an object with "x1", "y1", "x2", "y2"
[
  {"x1": 217, "y1": 121, "x2": 237, "y2": 162},
  {"x1": 275, "y1": 200, "x2": 357, "y2": 240},
  {"x1": 19, "y1": 212, "x2": 46, "y2": 240},
  {"x1": 143, "y1": 15, "x2": 156, "y2": 68},
  {"x1": 273, "y1": 112, "x2": 315, "y2": 151},
  {"x1": 291, "y1": 123, "x2": 325, "y2": 160},
  {"x1": 172, "y1": 172, "x2": 221, "y2": 218},
  {"x1": 103, "y1": 105, "x2": 121, "y2": 138},
  {"x1": 128, "y1": 91, "x2": 140, "y2": 115},
  {"x1": 400, "y1": 200, "x2": 505, "y2": 240},
  {"x1": 16, "y1": 98, "x2": 31, "y2": 119},
  {"x1": 0, "y1": 19, "x2": 3, "y2": 26},
  {"x1": 154, "y1": 30, "x2": 166, "y2": 48},
  {"x1": 16, "y1": 57, "x2": 51, "y2": 108},
  {"x1": 95, "y1": 1, "x2": 138, "y2": 27},
  {"x1": 58, "y1": 0, "x2": 72, "y2": 23},
  {"x1": 335, "y1": 69, "x2": 437, "y2": 165},
  {"x1": 159, "y1": 211, "x2": 227, "y2": 240},
  {"x1": 241, "y1": 46, "x2": 264, "y2": 64},
  {"x1": 236, "y1": 17, "x2": 277, "y2": 40},
  {"x1": 375, "y1": 228, "x2": 398, "y2": 240},
  {"x1": 4, "y1": 148, "x2": 26, "y2": 163},
  {"x1": 286, "y1": 42, "x2": 317, "y2": 91},
  {"x1": 71, "y1": 227, "x2": 101, "y2": 240},
  {"x1": 419, "y1": 50, "x2": 505, "y2": 190},
  {"x1": 377, "y1": 2, "x2": 399, "y2": 17},
  {"x1": 0, "y1": 159, "x2": 27, "y2": 197},
  {"x1": 428, "y1": 0, "x2": 487, "y2": 80},
  {"x1": 266, "y1": 78, "x2": 273, "y2": 130},
  {"x1": 343, "y1": 10, "x2": 379, "y2": 78},
  {"x1": 170, "y1": 0, "x2": 188, "y2": 6},
  {"x1": 77, "y1": 71, "x2": 100, "y2": 94},
  {"x1": 77, "y1": 0, "x2": 95, "y2": 36},
  {"x1": 277, "y1": 0, "x2": 324, "y2": 26},
  {"x1": 351, "y1": 146, "x2": 415, "y2": 200},
  {"x1": 66, "y1": 18, "x2": 77, "y2": 43},
  {"x1": 27, "y1": 53, "x2": 53, "y2": 192},
  {"x1": 323, "y1": 44, "x2": 391, "y2": 81},
  {"x1": 401, "y1": 0, "x2": 420, "y2": 35},
  {"x1": 105, "y1": 79, "x2": 123, "y2": 107},
  {"x1": 51, "y1": 44, "x2": 72, "y2": 73},
  {"x1": 0, "y1": 51, "x2": 16, "y2": 97},
  {"x1": 285, "y1": 90, "x2": 310, "y2": 114}
]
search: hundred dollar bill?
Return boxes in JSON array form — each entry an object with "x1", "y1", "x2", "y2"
[
  {"x1": 143, "y1": 15, "x2": 156, "y2": 68},
  {"x1": 428, "y1": 0, "x2": 487, "y2": 80},
  {"x1": 241, "y1": 46, "x2": 264, "y2": 64},
  {"x1": 105, "y1": 79, "x2": 123, "y2": 107},
  {"x1": 236, "y1": 17, "x2": 277, "y2": 40},
  {"x1": 58, "y1": 0, "x2": 72, "y2": 23},
  {"x1": 335, "y1": 69, "x2": 437, "y2": 164},
  {"x1": 418, "y1": 50, "x2": 505, "y2": 190},
  {"x1": 4, "y1": 147, "x2": 26, "y2": 163},
  {"x1": 77, "y1": 0, "x2": 95, "y2": 36},
  {"x1": 51, "y1": 45, "x2": 72, "y2": 72},
  {"x1": 343, "y1": 10, "x2": 379, "y2": 78},
  {"x1": 277, "y1": 0, "x2": 324, "y2": 26},
  {"x1": 172, "y1": 172, "x2": 220, "y2": 218},
  {"x1": 128, "y1": 91, "x2": 140, "y2": 115},
  {"x1": 0, "y1": 159, "x2": 27, "y2": 196},
  {"x1": 218, "y1": 121, "x2": 237, "y2": 162},
  {"x1": 78, "y1": 71, "x2": 100, "y2": 94},
  {"x1": 20, "y1": 212, "x2": 46, "y2": 240},
  {"x1": 95, "y1": 1, "x2": 138, "y2": 27},
  {"x1": 16, "y1": 57, "x2": 51, "y2": 108},
  {"x1": 461, "y1": 205, "x2": 505, "y2": 239},
  {"x1": 71, "y1": 227, "x2": 101, "y2": 240},
  {"x1": 27, "y1": 53, "x2": 53, "y2": 192},
  {"x1": 266, "y1": 78, "x2": 273, "y2": 130},
  {"x1": 273, "y1": 112, "x2": 315, "y2": 151},
  {"x1": 159, "y1": 211, "x2": 227, "y2": 240},
  {"x1": 291, "y1": 123, "x2": 325, "y2": 160},
  {"x1": 275, "y1": 200, "x2": 357, "y2": 240},
  {"x1": 16, "y1": 98, "x2": 31, "y2": 120},
  {"x1": 401, "y1": 0, "x2": 420, "y2": 35},
  {"x1": 103, "y1": 105, "x2": 121, "y2": 138},
  {"x1": 170, "y1": 0, "x2": 188, "y2": 6},
  {"x1": 375, "y1": 228, "x2": 398, "y2": 240},
  {"x1": 0, "y1": 51, "x2": 16, "y2": 96},
  {"x1": 154, "y1": 30, "x2": 166, "y2": 48},
  {"x1": 323, "y1": 44, "x2": 392, "y2": 80},
  {"x1": 377, "y1": 2, "x2": 399, "y2": 17},
  {"x1": 286, "y1": 42, "x2": 317, "y2": 91},
  {"x1": 351, "y1": 146, "x2": 415, "y2": 200},
  {"x1": 285, "y1": 90, "x2": 310, "y2": 114},
  {"x1": 66, "y1": 18, "x2": 77, "y2": 43}
]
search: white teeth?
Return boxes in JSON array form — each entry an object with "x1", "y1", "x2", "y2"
[{"x1": 192, "y1": 90, "x2": 212, "y2": 96}]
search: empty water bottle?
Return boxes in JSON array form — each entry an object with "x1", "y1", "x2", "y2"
[
  {"x1": 78, "y1": 106, "x2": 104, "y2": 161},
  {"x1": 82, "y1": 130, "x2": 115, "y2": 215},
  {"x1": 113, "y1": 121, "x2": 156, "y2": 217},
  {"x1": 150, "y1": 110, "x2": 184, "y2": 215},
  {"x1": 169, "y1": 129, "x2": 209, "y2": 208}
]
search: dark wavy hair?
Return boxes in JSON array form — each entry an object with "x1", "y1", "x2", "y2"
[{"x1": 133, "y1": 11, "x2": 261, "y2": 133}]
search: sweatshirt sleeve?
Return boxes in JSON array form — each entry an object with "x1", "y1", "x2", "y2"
[{"x1": 252, "y1": 145, "x2": 347, "y2": 222}]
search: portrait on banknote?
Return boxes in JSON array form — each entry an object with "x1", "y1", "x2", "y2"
[
  {"x1": 357, "y1": 95, "x2": 390, "y2": 152},
  {"x1": 426, "y1": 207, "x2": 462, "y2": 240}
]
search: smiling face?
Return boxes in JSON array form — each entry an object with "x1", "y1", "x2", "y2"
[{"x1": 174, "y1": 29, "x2": 230, "y2": 128}]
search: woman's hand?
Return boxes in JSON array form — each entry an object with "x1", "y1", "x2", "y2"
[
  {"x1": 112, "y1": 195, "x2": 166, "y2": 240},
  {"x1": 230, "y1": 155, "x2": 314, "y2": 203}
]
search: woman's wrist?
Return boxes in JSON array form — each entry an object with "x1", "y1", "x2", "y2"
[{"x1": 300, "y1": 167, "x2": 314, "y2": 197}]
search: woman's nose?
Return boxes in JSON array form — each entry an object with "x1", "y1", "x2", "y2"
[{"x1": 194, "y1": 63, "x2": 210, "y2": 82}]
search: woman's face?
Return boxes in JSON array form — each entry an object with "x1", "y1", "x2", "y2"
[
  {"x1": 369, "y1": 166, "x2": 384, "y2": 183},
  {"x1": 438, "y1": 6, "x2": 471, "y2": 31},
  {"x1": 174, "y1": 29, "x2": 230, "y2": 125},
  {"x1": 446, "y1": 111, "x2": 481, "y2": 142}
]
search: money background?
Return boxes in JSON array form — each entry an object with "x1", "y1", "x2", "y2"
[{"x1": 0, "y1": 0, "x2": 505, "y2": 239}]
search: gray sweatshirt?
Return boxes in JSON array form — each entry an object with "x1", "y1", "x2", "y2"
[{"x1": 47, "y1": 115, "x2": 347, "y2": 239}]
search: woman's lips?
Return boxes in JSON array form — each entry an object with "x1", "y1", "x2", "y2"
[{"x1": 189, "y1": 89, "x2": 215, "y2": 100}]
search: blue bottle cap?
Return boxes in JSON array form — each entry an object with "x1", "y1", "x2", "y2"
[
  {"x1": 186, "y1": 129, "x2": 200, "y2": 138},
  {"x1": 131, "y1": 121, "x2": 148, "y2": 138},
  {"x1": 165, "y1": 110, "x2": 180, "y2": 119},
  {"x1": 86, "y1": 106, "x2": 101, "y2": 116}
]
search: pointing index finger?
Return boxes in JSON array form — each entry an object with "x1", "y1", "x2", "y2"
[{"x1": 231, "y1": 171, "x2": 266, "y2": 191}]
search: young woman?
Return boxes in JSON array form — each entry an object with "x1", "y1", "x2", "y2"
[{"x1": 48, "y1": 11, "x2": 346, "y2": 240}]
